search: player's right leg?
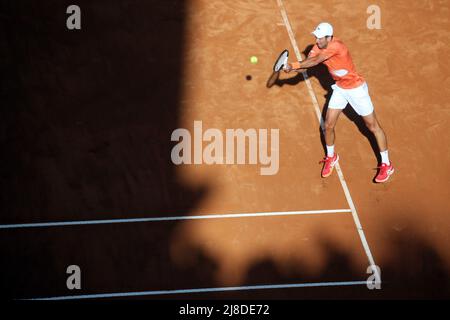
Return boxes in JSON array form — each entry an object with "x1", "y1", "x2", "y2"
[
  {"x1": 321, "y1": 108, "x2": 342, "y2": 177},
  {"x1": 321, "y1": 88, "x2": 346, "y2": 178},
  {"x1": 324, "y1": 108, "x2": 342, "y2": 149}
]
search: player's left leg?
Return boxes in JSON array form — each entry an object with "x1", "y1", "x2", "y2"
[
  {"x1": 362, "y1": 112, "x2": 394, "y2": 182},
  {"x1": 362, "y1": 111, "x2": 387, "y2": 153},
  {"x1": 347, "y1": 82, "x2": 394, "y2": 182}
]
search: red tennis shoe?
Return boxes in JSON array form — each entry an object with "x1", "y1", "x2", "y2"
[
  {"x1": 375, "y1": 162, "x2": 395, "y2": 183},
  {"x1": 319, "y1": 154, "x2": 339, "y2": 178}
]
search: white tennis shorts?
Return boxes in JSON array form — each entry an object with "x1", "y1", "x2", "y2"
[{"x1": 328, "y1": 82, "x2": 374, "y2": 116}]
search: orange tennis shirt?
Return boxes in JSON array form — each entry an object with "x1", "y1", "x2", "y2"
[{"x1": 293, "y1": 37, "x2": 365, "y2": 89}]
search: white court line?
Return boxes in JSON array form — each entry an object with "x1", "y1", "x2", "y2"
[
  {"x1": 26, "y1": 280, "x2": 368, "y2": 300},
  {"x1": 276, "y1": 0, "x2": 381, "y2": 285},
  {"x1": 0, "y1": 209, "x2": 351, "y2": 229}
]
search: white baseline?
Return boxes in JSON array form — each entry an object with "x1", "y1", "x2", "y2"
[{"x1": 0, "y1": 209, "x2": 351, "y2": 229}]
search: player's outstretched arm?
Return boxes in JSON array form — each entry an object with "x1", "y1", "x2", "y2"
[{"x1": 285, "y1": 54, "x2": 327, "y2": 73}]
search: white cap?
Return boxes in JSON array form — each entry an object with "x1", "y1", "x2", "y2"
[{"x1": 312, "y1": 22, "x2": 333, "y2": 38}]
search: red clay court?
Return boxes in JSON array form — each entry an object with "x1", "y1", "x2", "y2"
[{"x1": 0, "y1": 0, "x2": 449, "y2": 300}]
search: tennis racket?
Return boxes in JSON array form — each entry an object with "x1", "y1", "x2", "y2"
[
  {"x1": 273, "y1": 49, "x2": 289, "y2": 72},
  {"x1": 266, "y1": 49, "x2": 289, "y2": 88}
]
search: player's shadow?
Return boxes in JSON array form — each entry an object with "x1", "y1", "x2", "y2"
[{"x1": 269, "y1": 45, "x2": 381, "y2": 165}]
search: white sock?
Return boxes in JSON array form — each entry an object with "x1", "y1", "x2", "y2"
[
  {"x1": 380, "y1": 150, "x2": 390, "y2": 165},
  {"x1": 326, "y1": 145, "x2": 335, "y2": 157}
]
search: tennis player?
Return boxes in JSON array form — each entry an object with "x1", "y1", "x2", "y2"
[{"x1": 285, "y1": 22, "x2": 394, "y2": 183}]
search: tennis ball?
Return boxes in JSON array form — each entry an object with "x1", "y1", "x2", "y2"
[{"x1": 250, "y1": 56, "x2": 258, "y2": 64}]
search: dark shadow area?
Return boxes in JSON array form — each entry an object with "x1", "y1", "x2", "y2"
[
  {"x1": 0, "y1": 1, "x2": 206, "y2": 221},
  {"x1": 1, "y1": 214, "x2": 448, "y2": 300},
  {"x1": 0, "y1": 3, "x2": 448, "y2": 301},
  {"x1": 269, "y1": 45, "x2": 380, "y2": 163},
  {"x1": 0, "y1": 0, "x2": 209, "y2": 298},
  {"x1": 240, "y1": 231, "x2": 450, "y2": 299},
  {"x1": 161, "y1": 222, "x2": 450, "y2": 300}
]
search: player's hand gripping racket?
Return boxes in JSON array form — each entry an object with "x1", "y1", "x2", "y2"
[{"x1": 266, "y1": 49, "x2": 289, "y2": 88}]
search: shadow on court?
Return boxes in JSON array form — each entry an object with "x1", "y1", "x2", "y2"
[
  {"x1": 162, "y1": 224, "x2": 450, "y2": 300},
  {"x1": 3, "y1": 218, "x2": 446, "y2": 300},
  {"x1": 0, "y1": 2, "x2": 449, "y2": 300},
  {"x1": 0, "y1": 0, "x2": 210, "y2": 298}
]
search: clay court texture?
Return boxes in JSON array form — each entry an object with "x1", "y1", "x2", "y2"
[{"x1": 0, "y1": 0, "x2": 449, "y2": 299}]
